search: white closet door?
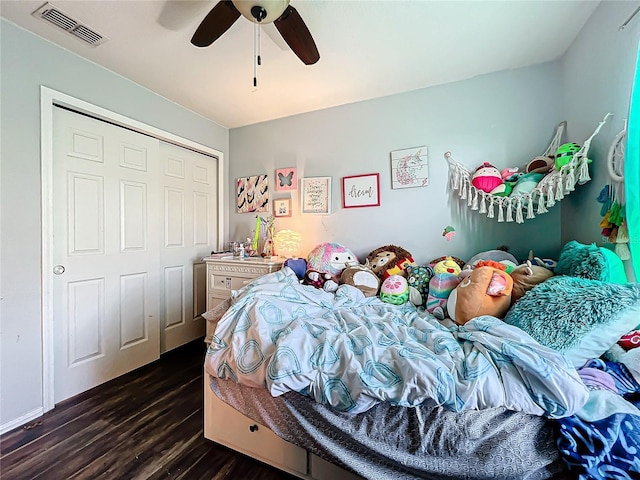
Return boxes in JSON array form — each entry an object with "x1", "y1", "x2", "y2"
[
  {"x1": 52, "y1": 107, "x2": 161, "y2": 403},
  {"x1": 159, "y1": 141, "x2": 217, "y2": 352}
]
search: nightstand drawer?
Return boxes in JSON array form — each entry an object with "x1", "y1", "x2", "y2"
[{"x1": 210, "y1": 273, "x2": 253, "y2": 291}]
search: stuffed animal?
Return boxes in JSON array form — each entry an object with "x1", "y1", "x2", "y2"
[
  {"x1": 501, "y1": 167, "x2": 519, "y2": 181},
  {"x1": 447, "y1": 266, "x2": 513, "y2": 325},
  {"x1": 555, "y1": 143, "x2": 581, "y2": 170},
  {"x1": 471, "y1": 162, "x2": 503, "y2": 193},
  {"x1": 510, "y1": 172, "x2": 544, "y2": 197},
  {"x1": 406, "y1": 265, "x2": 434, "y2": 308},
  {"x1": 526, "y1": 156, "x2": 554, "y2": 174},
  {"x1": 464, "y1": 248, "x2": 518, "y2": 273},
  {"x1": 509, "y1": 260, "x2": 553, "y2": 303},
  {"x1": 366, "y1": 245, "x2": 416, "y2": 279},
  {"x1": 379, "y1": 275, "x2": 409, "y2": 305},
  {"x1": 489, "y1": 182, "x2": 513, "y2": 197},
  {"x1": 284, "y1": 258, "x2": 307, "y2": 280},
  {"x1": 341, "y1": 262, "x2": 380, "y2": 297},
  {"x1": 426, "y1": 257, "x2": 462, "y2": 319},
  {"x1": 526, "y1": 250, "x2": 558, "y2": 271},
  {"x1": 304, "y1": 270, "x2": 340, "y2": 292},
  {"x1": 304, "y1": 242, "x2": 357, "y2": 292}
]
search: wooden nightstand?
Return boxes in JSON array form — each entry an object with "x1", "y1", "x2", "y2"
[{"x1": 203, "y1": 256, "x2": 283, "y2": 341}]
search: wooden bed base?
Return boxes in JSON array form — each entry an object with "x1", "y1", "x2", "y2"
[{"x1": 203, "y1": 377, "x2": 362, "y2": 480}]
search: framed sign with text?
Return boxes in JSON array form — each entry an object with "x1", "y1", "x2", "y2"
[
  {"x1": 342, "y1": 173, "x2": 380, "y2": 208},
  {"x1": 301, "y1": 177, "x2": 332, "y2": 214}
]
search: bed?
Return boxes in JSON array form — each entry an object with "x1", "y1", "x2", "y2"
[{"x1": 202, "y1": 263, "x2": 640, "y2": 480}]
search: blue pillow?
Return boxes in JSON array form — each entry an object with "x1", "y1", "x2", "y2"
[
  {"x1": 555, "y1": 240, "x2": 627, "y2": 284},
  {"x1": 504, "y1": 276, "x2": 640, "y2": 367}
]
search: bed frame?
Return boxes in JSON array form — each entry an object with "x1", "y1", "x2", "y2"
[{"x1": 203, "y1": 376, "x2": 362, "y2": 480}]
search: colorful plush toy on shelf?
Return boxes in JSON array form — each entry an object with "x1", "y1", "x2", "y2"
[
  {"x1": 471, "y1": 162, "x2": 503, "y2": 193},
  {"x1": 379, "y1": 275, "x2": 410, "y2": 305},
  {"x1": 366, "y1": 245, "x2": 416, "y2": 280},
  {"x1": 447, "y1": 265, "x2": 513, "y2": 325},
  {"x1": 304, "y1": 242, "x2": 358, "y2": 292},
  {"x1": 501, "y1": 167, "x2": 520, "y2": 181},
  {"x1": 554, "y1": 143, "x2": 581, "y2": 170},
  {"x1": 525, "y1": 156, "x2": 554, "y2": 175},
  {"x1": 510, "y1": 172, "x2": 545, "y2": 197},
  {"x1": 426, "y1": 257, "x2": 462, "y2": 319}
]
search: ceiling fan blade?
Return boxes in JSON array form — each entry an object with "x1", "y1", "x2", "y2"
[
  {"x1": 274, "y1": 6, "x2": 320, "y2": 65},
  {"x1": 191, "y1": 1, "x2": 241, "y2": 48}
]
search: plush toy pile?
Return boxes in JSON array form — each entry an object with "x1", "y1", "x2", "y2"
[
  {"x1": 294, "y1": 243, "x2": 560, "y2": 318},
  {"x1": 469, "y1": 142, "x2": 582, "y2": 202}
]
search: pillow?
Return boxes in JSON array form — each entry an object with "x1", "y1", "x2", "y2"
[
  {"x1": 504, "y1": 276, "x2": 640, "y2": 367},
  {"x1": 555, "y1": 240, "x2": 627, "y2": 284}
]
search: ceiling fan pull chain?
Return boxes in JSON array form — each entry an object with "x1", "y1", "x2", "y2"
[
  {"x1": 253, "y1": 23, "x2": 258, "y2": 87},
  {"x1": 257, "y1": 24, "x2": 262, "y2": 66}
]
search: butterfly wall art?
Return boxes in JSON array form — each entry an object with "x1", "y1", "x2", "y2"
[
  {"x1": 275, "y1": 167, "x2": 297, "y2": 191},
  {"x1": 236, "y1": 175, "x2": 269, "y2": 213}
]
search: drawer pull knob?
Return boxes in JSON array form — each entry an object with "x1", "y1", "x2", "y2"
[{"x1": 249, "y1": 424, "x2": 259, "y2": 432}]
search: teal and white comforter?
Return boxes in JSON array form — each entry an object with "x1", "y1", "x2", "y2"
[{"x1": 205, "y1": 268, "x2": 588, "y2": 416}]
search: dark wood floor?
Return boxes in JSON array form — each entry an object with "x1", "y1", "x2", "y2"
[{"x1": 0, "y1": 339, "x2": 297, "y2": 480}]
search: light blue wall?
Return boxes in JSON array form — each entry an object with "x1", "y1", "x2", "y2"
[
  {"x1": 560, "y1": 1, "x2": 639, "y2": 255},
  {"x1": 229, "y1": 63, "x2": 563, "y2": 265},
  {"x1": 0, "y1": 20, "x2": 229, "y2": 428}
]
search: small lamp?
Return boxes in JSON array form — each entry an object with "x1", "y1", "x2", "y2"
[{"x1": 273, "y1": 229, "x2": 302, "y2": 259}]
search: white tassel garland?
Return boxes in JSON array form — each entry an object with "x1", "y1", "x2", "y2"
[
  {"x1": 452, "y1": 169, "x2": 460, "y2": 190},
  {"x1": 537, "y1": 194, "x2": 548, "y2": 214},
  {"x1": 516, "y1": 198, "x2": 524, "y2": 224},
  {"x1": 479, "y1": 193, "x2": 487, "y2": 214},
  {"x1": 506, "y1": 200, "x2": 514, "y2": 222},
  {"x1": 546, "y1": 183, "x2": 555, "y2": 207},
  {"x1": 526, "y1": 196, "x2": 535, "y2": 219},
  {"x1": 578, "y1": 158, "x2": 591, "y2": 184},
  {"x1": 488, "y1": 199, "x2": 495, "y2": 219},
  {"x1": 565, "y1": 169, "x2": 575, "y2": 193},
  {"x1": 460, "y1": 181, "x2": 467, "y2": 200},
  {"x1": 556, "y1": 178, "x2": 564, "y2": 200},
  {"x1": 498, "y1": 201, "x2": 505, "y2": 222},
  {"x1": 471, "y1": 189, "x2": 478, "y2": 210}
]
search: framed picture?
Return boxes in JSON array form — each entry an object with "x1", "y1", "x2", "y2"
[
  {"x1": 390, "y1": 146, "x2": 429, "y2": 189},
  {"x1": 301, "y1": 176, "x2": 332, "y2": 214},
  {"x1": 236, "y1": 174, "x2": 269, "y2": 213},
  {"x1": 273, "y1": 198, "x2": 292, "y2": 217},
  {"x1": 342, "y1": 173, "x2": 380, "y2": 208},
  {"x1": 275, "y1": 167, "x2": 297, "y2": 191}
]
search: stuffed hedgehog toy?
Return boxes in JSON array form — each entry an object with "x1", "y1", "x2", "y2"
[
  {"x1": 366, "y1": 245, "x2": 416, "y2": 280},
  {"x1": 304, "y1": 242, "x2": 358, "y2": 292}
]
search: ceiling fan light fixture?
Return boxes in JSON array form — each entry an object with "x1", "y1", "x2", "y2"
[{"x1": 232, "y1": 0, "x2": 290, "y2": 24}]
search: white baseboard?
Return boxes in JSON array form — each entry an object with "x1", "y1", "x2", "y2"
[{"x1": 0, "y1": 407, "x2": 44, "y2": 435}]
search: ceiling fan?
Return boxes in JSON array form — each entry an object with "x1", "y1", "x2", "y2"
[{"x1": 191, "y1": 0, "x2": 320, "y2": 65}]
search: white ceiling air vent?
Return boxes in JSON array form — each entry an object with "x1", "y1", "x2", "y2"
[{"x1": 32, "y1": 2, "x2": 108, "y2": 47}]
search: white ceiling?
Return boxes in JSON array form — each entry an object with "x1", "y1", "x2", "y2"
[{"x1": 1, "y1": 0, "x2": 601, "y2": 129}]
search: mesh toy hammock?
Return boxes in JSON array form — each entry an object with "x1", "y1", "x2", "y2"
[{"x1": 445, "y1": 113, "x2": 612, "y2": 223}]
